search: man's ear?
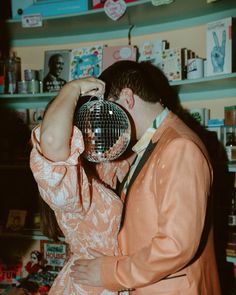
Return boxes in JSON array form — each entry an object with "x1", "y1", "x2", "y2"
[{"x1": 120, "y1": 88, "x2": 135, "y2": 109}]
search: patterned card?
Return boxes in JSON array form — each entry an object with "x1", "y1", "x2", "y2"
[
  {"x1": 161, "y1": 48, "x2": 184, "y2": 81},
  {"x1": 69, "y1": 45, "x2": 104, "y2": 80},
  {"x1": 102, "y1": 45, "x2": 137, "y2": 71}
]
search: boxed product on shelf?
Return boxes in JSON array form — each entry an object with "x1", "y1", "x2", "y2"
[
  {"x1": 69, "y1": 45, "x2": 104, "y2": 80},
  {"x1": 224, "y1": 105, "x2": 236, "y2": 126},
  {"x1": 138, "y1": 39, "x2": 163, "y2": 68},
  {"x1": 11, "y1": 0, "x2": 91, "y2": 19},
  {"x1": 189, "y1": 108, "x2": 210, "y2": 127},
  {"x1": 220, "y1": 126, "x2": 236, "y2": 146},
  {"x1": 161, "y1": 47, "x2": 185, "y2": 81},
  {"x1": 102, "y1": 45, "x2": 137, "y2": 71},
  {"x1": 40, "y1": 240, "x2": 70, "y2": 275},
  {"x1": 206, "y1": 17, "x2": 236, "y2": 77},
  {"x1": 227, "y1": 233, "x2": 236, "y2": 257},
  {"x1": 187, "y1": 58, "x2": 205, "y2": 80},
  {"x1": 43, "y1": 49, "x2": 71, "y2": 93}
]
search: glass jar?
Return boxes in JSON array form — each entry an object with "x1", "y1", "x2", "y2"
[{"x1": 225, "y1": 132, "x2": 236, "y2": 162}]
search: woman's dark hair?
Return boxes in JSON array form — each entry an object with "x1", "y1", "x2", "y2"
[{"x1": 39, "y1": 197, "x2": 62, "y2": 241}]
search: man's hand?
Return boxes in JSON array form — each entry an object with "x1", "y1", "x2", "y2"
[{"x1": 70, "y1": 249, "x2": 104, "y2": 287}]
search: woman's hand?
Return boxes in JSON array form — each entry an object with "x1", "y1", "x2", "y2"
[
  {"x1": 40, "y1": 76, "x2": 106, "y2": 162},
  {"x1": 66, "y1": 77, "x2": 105, "y2": 99}
]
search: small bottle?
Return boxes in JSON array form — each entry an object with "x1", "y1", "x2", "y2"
[
  {"x1": 5, "y1": 51, "x2": 21, "y2": 94},
  {"x1": 227, "y1": 188, "x2": 236, "y2": 256},
  {"x1": 0, "y1": 51, "x2": 5, "y2": 94},
  {"x1": 225, "y1": 132, "x2": 236, "y2": 162},
  {"x1": 228, "y1": 188, "x2": 236, "y2": 227}
]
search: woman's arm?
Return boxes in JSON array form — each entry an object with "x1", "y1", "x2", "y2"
[{"x1": 40, "y1": 77, "x2": 105, "y2": 162}]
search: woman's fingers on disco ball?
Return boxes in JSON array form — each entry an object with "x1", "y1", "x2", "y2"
[{"x1": 79, "y1": 77, "x2": 105, "y2": 97}]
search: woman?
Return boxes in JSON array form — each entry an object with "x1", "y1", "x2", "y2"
[{"x1": 30, "y1": 77, "x2": 131, "y2": 294}]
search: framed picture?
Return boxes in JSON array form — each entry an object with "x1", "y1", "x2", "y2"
[
  {"x1": 43, "y1": 49, "x2": 71, "y2": 93},
  {"x1": 40, "y1": 240, "x2": 70, "y2": 274},
  {"x1": 6, "y1": 209, "x2": 27, "y2": 232}
]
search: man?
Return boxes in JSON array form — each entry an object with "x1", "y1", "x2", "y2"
[
  {"x1": 43, "y1": 53, "x2": 66, "y2": 92},
  {"x1": 70, "y1": 60, "x2": 221, "y2": 294}
]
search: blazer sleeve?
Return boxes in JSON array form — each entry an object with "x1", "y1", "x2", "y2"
[{"x1": 100, "y1": 138, "x2": 212, "y2": 291}]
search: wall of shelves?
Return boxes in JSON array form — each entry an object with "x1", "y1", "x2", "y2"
[{"x1": 2, "y1": 1, "x2": 235, "y2": 170}]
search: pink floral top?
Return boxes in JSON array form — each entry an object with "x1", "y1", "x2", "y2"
[{"x1": 30, "y1": 126, "x2": 131, "y2": 295}]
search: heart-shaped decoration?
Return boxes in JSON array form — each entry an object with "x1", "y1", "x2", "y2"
[{"x1": 104, "y1": 0, "x2": 127, "y2": 21}]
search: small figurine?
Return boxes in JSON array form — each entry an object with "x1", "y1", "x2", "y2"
[{"x1": 25, "y1": 250, "x2": 42, "y2": 275}]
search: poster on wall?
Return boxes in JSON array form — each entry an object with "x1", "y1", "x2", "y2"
[
  {"x1": 6, "y1": 209, "x2": 27, "y2": 232},
  {"x1": 206, "y1": 17, "x2": 236, "y2": 76},
  {"x1": 43, "y1": 49, "x2": 71, "y2": 92}
]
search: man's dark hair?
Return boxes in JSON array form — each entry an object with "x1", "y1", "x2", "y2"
[{"x1": 99, "y1": 60, "x2": 179, "y2": 111}]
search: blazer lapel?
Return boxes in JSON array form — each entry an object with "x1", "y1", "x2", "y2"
[{"x1": 120, "y1": 140, "x2": 157, "y2": 228}]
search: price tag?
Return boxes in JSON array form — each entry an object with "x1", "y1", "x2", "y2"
[{"x1": 21, "y1": 14, "x2": 43, "y2": 28}]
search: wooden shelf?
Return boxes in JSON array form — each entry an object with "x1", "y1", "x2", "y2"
[
  {"x1": 0, "y1": 163, "x2": 30, "y2": 170},
  {"x1": 170, "y1": 73, "x2": 236, "y2": 101},
  {"x1": 0, "y1": 92, "x2": 56, "y2": 108},
  {"x1": 0, "y1": 231, "x2": 65, "y2": 241},
  {"x1": 1, "y1": 73, "x2": 236, "y2": 107},
  {"x1": 7, "y1": 0, "x2": 236, "y2": 46}
]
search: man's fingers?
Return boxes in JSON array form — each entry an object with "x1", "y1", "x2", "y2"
[
  {"x1": 71, "y1": 270, "x2": 86, "y2": 279},
  {"x1": 87, "y1": 248, "x2": 104, "y2": 257},
  {"x1": 72, "y1": 258, "x2": 90, "y2": 265},
  {"x1": 70, "y1": 263, "x2": 87, "y2": 272}
]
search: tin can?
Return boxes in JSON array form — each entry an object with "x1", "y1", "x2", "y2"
[
  {"x1": 38, "y1": 69, "x2": 44, "y2": 81},
  {"x1": 27, "y1": 79, "x2": 39, "y2": 94},
  {"x1": 18, "y1": 80, "x2": 28, "y2": 94},
  {"x1": 24, "y1": 69, "x2": 37, "y2": 81}
]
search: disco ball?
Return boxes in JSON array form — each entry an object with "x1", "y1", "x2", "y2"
[{"x1": 74, "y1": 96, "x2": 131, "y2": 162}]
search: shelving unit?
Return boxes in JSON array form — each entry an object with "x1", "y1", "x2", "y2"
[
  {"x1": 3, "y1": 0, "x2": 235, "y2": 106},
  {"x1": 170, "y1": 73, "x2": 236, "y2": 101},
  {"x1": 6, "y1": 0, "x2": 236, "y2": 46}
]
